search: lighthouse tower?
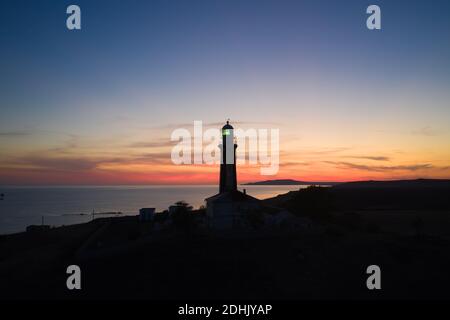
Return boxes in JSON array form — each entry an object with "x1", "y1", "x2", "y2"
[
  {"x1": 205, "y1": 120, "x2": 261, "y2": 229},
  {"x1": 219, "y1": 120, "x2": 237, "y2": 193}
]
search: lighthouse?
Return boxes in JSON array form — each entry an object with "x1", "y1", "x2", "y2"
[
  {"x1": 219, "y1": 120, "x2": 237, "y2": 193},
  {"x1": 205, "y1": 120, "x2": 262, "y2": 229}
]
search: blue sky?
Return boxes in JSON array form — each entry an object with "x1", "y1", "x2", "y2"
[{"x1": 1, "y1": 0, "x2": 450, "y2": 184}]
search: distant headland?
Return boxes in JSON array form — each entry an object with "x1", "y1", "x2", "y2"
[{"x1": 244, "y1": 178, "x2": 450, "y2": 188}]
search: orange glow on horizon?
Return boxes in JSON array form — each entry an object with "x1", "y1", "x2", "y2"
[
  {"x1": 1, "y1": 158, "x2": 449, "y2": 185},
  {"x1": 1, "y1": 122, "x2": 450, "y2": 185}
]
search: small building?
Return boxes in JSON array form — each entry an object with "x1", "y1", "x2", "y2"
[
  {"x1": 139, "y1": 208, "x2": 155, "y2": 221},
  {"x1": 169, "y1": 204, "x2": 185, "y2": 216},
  {"x1": 205, "y1": 190, "x2": 261, "y2": 229}
]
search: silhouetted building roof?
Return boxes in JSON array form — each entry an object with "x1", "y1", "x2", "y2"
[
  {"x1": 222, "y1": 120, "x2": 233, "y2": 130},
  {"x1": 205, "y1": 190, "x2": 260, "y2": 203}
]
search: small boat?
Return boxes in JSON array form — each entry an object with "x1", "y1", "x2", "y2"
[{"x1": 0, "y1": 193, "x2": 4, "y2": 200}]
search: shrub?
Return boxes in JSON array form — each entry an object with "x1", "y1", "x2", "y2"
[
  {"x1": 171, "y1": 201, "x2": 196, "y2": 233},
  {"x1": 285, "y1": 186, "x2": 334, "y2": 221}
]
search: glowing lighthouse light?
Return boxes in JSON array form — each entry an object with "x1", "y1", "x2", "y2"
[{"x1": 219, "y1": 120, "x2": 237, "y2": 193}]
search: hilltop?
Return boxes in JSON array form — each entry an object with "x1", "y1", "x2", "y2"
[
  {"x1": 243, "y1": 179, "x2": 340, "y2": 186},
  {"x1": 264, "y1": 179, "x2": 450, "y2": 211},
  {"x1": 333, "y1": 178, "x2": 450, "y2": 189}
]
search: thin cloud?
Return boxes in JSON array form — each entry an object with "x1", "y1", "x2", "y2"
[
  {"x1": 287, "y1": 147, "x2": 352, "y2": 157},
  {"x1": 325, "y1": 161, "x2": 433, "y2": 172},
  {"x1": 412, "y1": 126, "x2": 440, "y2": 136},
  {"x1": 345, "y1": 156, "x2": 390, "y2": 161},
  {"x1": 0, "y1": 130, "x2": 32, "y2": 137},
  {"x1": 148, "y1": 120, "x2": 280, "y2": 130},
  {"x1": 127, "y1": 140, "x2": 174, "y2": 148},
  {"x1": 14, "y1": 156, "x2": 98, "y2": 172},
  {"x1": 0, "y1": 150, "x2": 174, "y2": 173},
  {"x1": 204, "y1": 121, "x2": 281, "y2": 127},
  {"x1": 279, "y1": 161, "x2": 312, "y2": 168},
  {"x1": 46, "y1": 135, "x2": 79, "y2": 153}
]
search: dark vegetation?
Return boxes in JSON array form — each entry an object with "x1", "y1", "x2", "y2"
[
  {"x1": 281, "y1": 186, "x2": 334, "y2": 221},
  {"x1": 264, "y1": 180, "x2": 450, "y2": 232},
  {"x1": 266, "y1": 179, "x2": 450, "y2": 212}
]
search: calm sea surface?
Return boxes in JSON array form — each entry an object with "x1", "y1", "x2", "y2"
[{"x1": 0, "y1": 185, "x2": 307, "y2": 235}]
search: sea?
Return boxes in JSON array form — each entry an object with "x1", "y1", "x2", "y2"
[{"x1": 0, "y1": 185, "x2": 307, "y2": 235}]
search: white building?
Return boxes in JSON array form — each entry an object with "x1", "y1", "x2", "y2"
[
  {"x1": 139, "y1": 208, "x2": 155, "y2": 221},
  {"x1": 205, "y1": 190, "x2": 261, "y2": 229}
]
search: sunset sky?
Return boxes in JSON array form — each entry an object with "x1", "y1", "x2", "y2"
[{"x1": 1, "y1": 0, "x2": 450, "y2": 185}]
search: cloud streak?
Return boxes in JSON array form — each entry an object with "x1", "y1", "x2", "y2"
[
  {"x1": 412, "y1": 126, "x2": 440, "y2": 137},
  {"x1": 325, "y1": 161, "x2": 433, "y2": 172},
  {"x1": 126, "y1": 140, "x2": 174, "y2": 149},
  {"x1": 0, "y1": 130, "x2": 32, "y2": 137},
  {"x1": 148, "y1": 120, "x2": 281, "y2": 130},
  {"x1": 345, "y1": 156, "x2": 390, "y2": 161}
]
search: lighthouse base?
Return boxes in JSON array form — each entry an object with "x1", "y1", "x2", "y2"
[{"x1": 205, "y1": 190, "x2": 261, "y2": 229}]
